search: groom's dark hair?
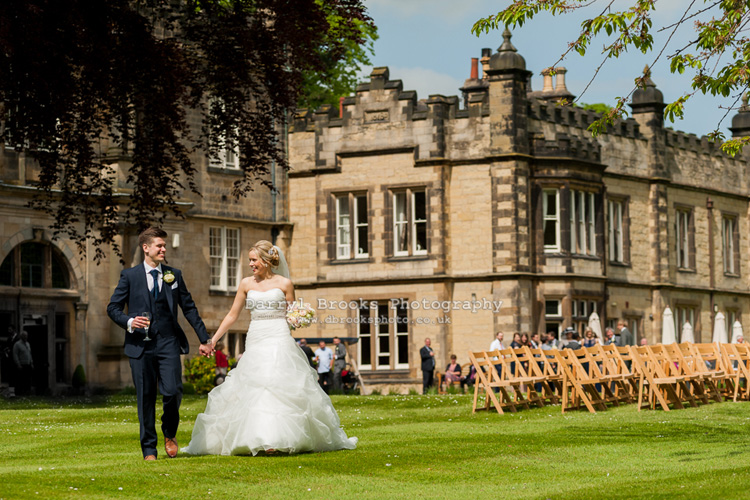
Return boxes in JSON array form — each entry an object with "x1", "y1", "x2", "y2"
[{"x1": 139, "y1": 227, "x2": 168, "y2": 248}]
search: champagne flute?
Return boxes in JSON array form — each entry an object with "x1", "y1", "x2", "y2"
[{"x1": 142, "y1": 312, "x2": 152, "y2": 342}]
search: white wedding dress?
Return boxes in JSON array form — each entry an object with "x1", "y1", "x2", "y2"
[{"x1": 183, "y1": 288, "x2": 357, "y2": 455}]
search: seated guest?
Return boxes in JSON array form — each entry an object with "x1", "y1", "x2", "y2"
[
  {"x1": 465, "y1": 363, "x2": 477, "y2": 389},
  {"x1": 444, "y1": 355, "x2": 463, "y2": 391}
]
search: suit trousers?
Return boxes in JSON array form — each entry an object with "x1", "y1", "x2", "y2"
[
  {"x1": 129, "y1": 334, "x2": 182, "y2": 457},
  {"x1": 333, "y1": 361, "x2": 345, "y2": 392},
  {"x1": 422, "y1": 370, "x2": 434, "y2": 394}
]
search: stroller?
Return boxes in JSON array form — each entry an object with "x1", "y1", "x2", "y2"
[{"x1": 341, "y1": 364, "x2": 359, "y2": 394}]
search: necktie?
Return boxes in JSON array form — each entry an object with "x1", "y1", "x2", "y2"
[{"x1": 150, "y1": 269, "x2": 159, "y2": 299}]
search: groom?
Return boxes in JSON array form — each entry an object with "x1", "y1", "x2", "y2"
[{"x1": 107, "y1": 227, "x2": 213, "y2": 460}]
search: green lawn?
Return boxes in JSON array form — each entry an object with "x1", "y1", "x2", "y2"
[{"x1": 2, "y1": 393, "x2": 750, "y2": 499}]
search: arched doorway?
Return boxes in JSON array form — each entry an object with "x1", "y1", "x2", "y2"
[{"x1": 0, "y1": 239, "x2": 77, "y2": 395}]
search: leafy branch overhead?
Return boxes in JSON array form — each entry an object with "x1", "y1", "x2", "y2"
[
  {"x1": 0, "y1": 0, "x2": 374, "y2": 261},
  {"x1": 472, "y1": 0, "x2": 750, "y2": 156}
]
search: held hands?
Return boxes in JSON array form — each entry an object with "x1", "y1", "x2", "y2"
[{"x1": 199, "y1": 340, "x2": 215, "y2": 358}]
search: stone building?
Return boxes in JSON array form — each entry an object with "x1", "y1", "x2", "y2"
[
  {"x1": 286, "y1": 31, "x2": 750, "y2": 392},
  {"x1": 0, "y1": 112, "x2": 290, "y2": 394}
]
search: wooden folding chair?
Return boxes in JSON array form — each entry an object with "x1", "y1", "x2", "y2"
[
  {"x1": 507, "y1": 347, "x2": 548, "y2": 408},
  {"x1": 599, "y1": 343, "x2": 639, "y2": 400},
  {"x1": 664, "y1": 343, "x2": 713, "y2": 404},
  {"x1": 729, "y1": 343, "x2": 750, "y2": 401},
  {"x1": 720, "y1": 343, "x2": 747, "y2": 402},
  {"x1": 553, "y1": 348, "x2": 608, "y2": 413},
  {"x1": 630, "y1": 345, "x2": 688, "y2": 411},
  {"x1": 589, "y1": 345, "x2": 634, "y2": 404},
  {"x1": 496, "y1": 347, "x2": 537, "y2": 410},
  {"x1": 688, "y1": 343, "x2": 727, "y2": 402},
  {"x1": 524, "y1": 346, "x2": 561, "y2": 404},
  {"x1": 468, "y1": 350, "x2": 521, "y2": 414}
]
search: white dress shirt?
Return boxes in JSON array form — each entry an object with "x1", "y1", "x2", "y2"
[{"x1": 489, "y1": 339, "x2": 504, "y2": 360}]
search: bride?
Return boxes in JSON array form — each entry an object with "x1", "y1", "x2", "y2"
[{"x1": 183, "y1": 240, "x2": 357, "y2": 455}]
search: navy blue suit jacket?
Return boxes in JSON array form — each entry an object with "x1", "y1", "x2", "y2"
[{"x1": 107, "y1": 264, "x2": 209, "y2": 358}]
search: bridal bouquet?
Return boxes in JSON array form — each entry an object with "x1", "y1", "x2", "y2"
[{"x1": 287, "y1": 302, "x2": 316, "y2": 330}]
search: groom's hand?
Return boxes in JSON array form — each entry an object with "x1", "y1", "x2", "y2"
[{"x1": 199, "y1": 343, "x2": 214, "y2": 357}]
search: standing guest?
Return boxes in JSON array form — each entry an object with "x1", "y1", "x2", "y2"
[
  {"x1": 444, "y1": 354, "x2": 464, "y2": 392},
  {"x1": 604, "y1": 327, "x2": 616, "y2": 345},
  {"x1": 107, "y1": 226, "x2": 212, "y2": 461},
  {"x1": 542, "y1": 334, "x2": 556, "y2": 351},
  {"x1": 489, "y1": 331, "x2": 505, "y2": 391},
  {"x1": 298, "y1": 338, "x2": 315, "y2": 367},
  {"x1": 583, "y1": 328, "x2": 598, "y2": 348},
  {"x1": 332, "y1": 337, "x2": 347, "y2": 392},
  {"x1": 12, "y1": 331, "x2": 34, "y2": 396},
  {"x1": 530, "y1": 333, "x2": 541, "y2": 349},
  {"x1": 616, "y1": 319, "x2": 634, "y2": 346},
  {"x1": 563, "y1": 328, "x2": 582, "y2": 350},
  {"x1": 214, "y1": 342, "x2": 229, "y2": 385},
  {"x1": 420, "y1": 338, "x2": 436, "y2": 394},
  {"x1": 639, "y1": 338, "x2": 649, "y2": 346},
  {"x1": 510, "y1": 333, "x2": 522, "y2": 348},
  {"x1": 489, "y1": 331, "x2": 504, "y2": 353},
  {"x1": 546, "y1": 331, "x2": 559, "y2": 349},
  {"x1": 315, "y1": 340, "x2": 334, "y2": 394}
]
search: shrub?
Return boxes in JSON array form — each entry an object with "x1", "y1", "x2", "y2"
[
  {"x1": 183, "y1": 356, "x2": 215, "y2": 394},
  {"x1": 72, "y1": 364, "x2": 86, "y2": 389}
]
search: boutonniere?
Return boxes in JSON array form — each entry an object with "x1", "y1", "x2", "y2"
[{"x1": 162, "y1": 271, "x2": 176, "y2": 284}]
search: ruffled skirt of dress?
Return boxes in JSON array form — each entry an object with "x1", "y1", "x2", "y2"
[{"x1": 183, "y1": 318, "x2": 357, "y2": 456}]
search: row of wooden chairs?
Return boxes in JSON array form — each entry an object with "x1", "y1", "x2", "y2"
[{"x1": 469, "y1": 342, "x2": 750, "y2": 414}]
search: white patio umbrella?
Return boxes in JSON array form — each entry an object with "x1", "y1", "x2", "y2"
[
  {"x1": 731, "y1": 320, "x2": 744, "y2": 343},
  {"x1": 588, "y1": 312, "x2": 604, "y2": 343},
  {"x1": 662, "y1": 306, "x2": 676, "y2": 344},
  {"x1": 681, "y1": 322, "x2": 695, "y2": 343},
  {"x1": 712, "y1": 312, "x2": 728, "y2": 344}
]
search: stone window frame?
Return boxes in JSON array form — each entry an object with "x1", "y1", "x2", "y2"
[
  {"x1": 622, "y1": 314, "x2": 643, "y2": 344},
  {"x1": 207, "y1": 146, "x2": 240, "y2": 172},
  {"x1": 721, "y1": 211, "x2": 740, "y2": 277},
  {"x1": 674, "y1": 303, "x2": 699, "y2": 342},
  {"x1": 329, "y1": 191, "x2": 370, "y2": 262},
  {"x1": 208, "y1": 226, "x2": 241, "y2": 292},
  {"x1": 206, "y1": 96, "x2": 241, "y2": 172},
  {"x1": 0, "y1": 241, "x2": 71, "y2": 289},
  {"x1": 607, "y1": 195, "x2": 631, "y2": 266},
  {"x1": 726, "y1": 308, "x2": 742, "y2": 337},
  {"x1": 384, "y1": 184, "x2": 431, "y2": 260},
  {"x1": 542, "y1": 188, "x2": 561, "y2": 254},
  {"x1": 544, "y1": 298, "x2": 563, "y2": 336},
  {"x1": 569, "y1": 189, "x2": 597, "y2": 256},
  {"x1": 356, "y1": 299, "x2": 410, "y2": 371},
  {"x1": 674, "y1": 204, "x2": 696, "y2": 272}
]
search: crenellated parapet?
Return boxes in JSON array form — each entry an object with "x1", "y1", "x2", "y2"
[
  {"x1": 531, "y1": 132, "x2": 601, "y2": 163},
  {"x1": 528, "y1": 99, "x2": 640, "y2": 140}
]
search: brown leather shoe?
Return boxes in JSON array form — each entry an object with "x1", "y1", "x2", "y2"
[
  {"x1": 144, "y1": 455, "x2": 157, "y2": 461},
  {"x1": 165, "y1": 438, "x2": 178, "y2": 458}
]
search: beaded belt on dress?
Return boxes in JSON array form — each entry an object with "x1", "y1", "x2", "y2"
[{"x1": 249, "y1": 310, "x2": 286, "y2": 321}]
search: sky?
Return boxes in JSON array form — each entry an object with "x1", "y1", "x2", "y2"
[{"x1": 361, "y1": 0, "x2": 740, "y2": 138}]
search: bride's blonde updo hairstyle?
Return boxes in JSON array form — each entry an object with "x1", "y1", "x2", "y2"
[{"x1": 250, "y1": 240, "x2": 280, "y2": 268}]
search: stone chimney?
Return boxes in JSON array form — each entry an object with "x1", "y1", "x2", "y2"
[
  {"x1": 460, "y1": 55, "x2": 489, "y2": 115},
  {"x1": 481, "y1": 48, "x2": 491, "y2": 79},
  {"x1": 541, "y1": 68, "x2": 554, "y2": 93},
  {"x1": 534, "y1": 67, "x2": 574, "y2": 102}
]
